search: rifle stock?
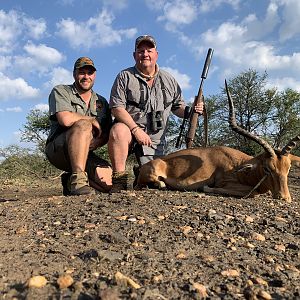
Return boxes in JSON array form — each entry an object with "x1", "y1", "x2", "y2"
[{"x1": 185, "y1": 48, "x2": 213, "y2": 148}]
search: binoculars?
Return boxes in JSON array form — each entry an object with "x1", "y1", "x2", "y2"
[{"x1": 149, "y1": 111, "x2": 163, "y2": 132}]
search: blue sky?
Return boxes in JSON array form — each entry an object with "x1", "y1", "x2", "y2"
[{"x1": 1, "y1": 0, "x2": 300, "y2": 148}]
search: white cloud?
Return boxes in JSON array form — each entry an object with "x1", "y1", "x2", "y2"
[
  {"x1": 161, "y1": 66, "x2": 191, "y2": 90},
  {"x1": 0, "y1": 55, "x2": 12, "y2": 72},
  {"x1": 145, "y1": 0, "x2": 167, "y2": 10},
  {"x1": 46, "y1": 67, "x2": 73, "y2": 88},
  {"x1": 34, "y1": 103, "x2": 49, "y2": 112},
  {"x1": 14, "y1": 43, "x2": 64, "y2": 75},
  {"x1": 0, "y1": 10, "x2": 22, "y2": 53},
  {"x1": 24, "y1": 43, "x2": 63, "y2": 64},
  {"x1": 200, "y1": 21, "x2": 300, "y2": 78},
  {"x1": 157, "y1": 0, "x2": 198, "y2": 31},
  {"x1": 267, "y1": 76, "x2": 300, "y2": 92},
  {"x1": 0, "y1": 10, "x2": 47, "y2": 54},
  {"x1": 160, "y1": 1, "x2": 197, "y2": 25},
  {"x1": 23, "y1": 17, "x2": 47, "y2": 40},
  {"x1": 6, "y1": 106, "x2": 22, "y2": 112},
  {"x1": 56, "y1": 9, "x2": 137, "y2": 49},
  {"x1": 242, "y1": 2, "x2": 279, "y2": 40},
  {"x1": 0, "y1": 72, "x2": 40, "y2": 101},
  {"x1": 199, "y1": 0, "x2": 240, "y2": 13},
  {"x1": 277, "y1": 0, "x2": 300, "y2": 41}
]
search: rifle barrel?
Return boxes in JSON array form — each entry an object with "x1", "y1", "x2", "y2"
[
  {"x1": 201, "y1": 48, "x2": 213, "y2": 79},
  {"x1": 185, "y1": 47, "x2": 213, "y2": 148}
]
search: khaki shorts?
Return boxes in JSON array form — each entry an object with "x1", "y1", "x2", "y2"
[{"x1": 45, "y1": 131, "x2": 111, "y2": 178}]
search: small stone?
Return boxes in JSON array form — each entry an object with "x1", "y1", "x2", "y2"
[
  {"x1": 264, "y1": 256, "x2": 275, "y2": 263},
  {"x1": 57, "y1": 274, "x2": 74, "y2": 289},
  {"x1": 115, "y1": 271, "x2": 141, "y2": 289},
  {"x1": 221, "y1": 269, "x2": 240, "y2": 277},
  {"x1": 245, "y1": 242, "x2": 255, "y2": 249},
  {"x1": 246, "y1": 279, "x2": 254, "y2": 286},
  {"x1": 16, "y1": 226, "x2": 27, "y2": 234},
  {"x1": 115, "y1": 215, "x2": 128, "y2": 220},
  {"x1": 257, "y1": 289, "x2": 272, "y2": 299},
  {"x1": 245, "y1": 216, "x2": 254, "y2": 223},
  {"x1": 84, "y1": 223, "x2": 96, "y2": 229},
  {"x1": 176, "y1": 251, "x2": 187, "y2": 259},
  {"x1": 28, "y1": 275, "x2": 47, "y2": 288},
  {"x1": 152, "y1": 274, "x2": 163, "y2": 282},
  {"x1": 275, "y1": 264, "x2": 284, "y2": 272},
  {"x1": 193, "y1": 282, "x2": 208, "y2": 298},
  {"x1": 275, "y1": 244, "x2": 286, "y2": 252},
  {"x1": 253, "y1": 277, "x2": 268, "y2": 286},
  {"x1": 180, "y1": 226, "x2": 193, "y2": 235},
  {"x1": 252, "y1": 232, "x2": 266, "y2": 241}
]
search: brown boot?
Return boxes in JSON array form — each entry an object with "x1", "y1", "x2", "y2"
[
  {"x1": 110, "y1": 171, "x2": 129, "y2": 193},
  {"x1": 70, "y1": 171, "x2": 96, "y2": 196}
]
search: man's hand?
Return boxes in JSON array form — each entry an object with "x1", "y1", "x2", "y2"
[
  {"x1": 132, "y1": 128, "x2": 152, "y2": 147},
  {"x1": 91, "y1": 118, "x2": 101, "y2": 138},
  {"x1": 194, "y1": 102, "x2": 204, "y2": 114}
]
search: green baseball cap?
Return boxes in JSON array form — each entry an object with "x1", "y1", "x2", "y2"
[{"x1": 73, "y1": 57, "x2": 96, "y2": 71}]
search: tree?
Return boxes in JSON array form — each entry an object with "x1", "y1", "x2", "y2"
[
  {"x1": 20, "y1": 109, "x2": 50, "y2": 153},
  {"x1": 271, "y1": 88, "x2": 300, "y2": 149},
  {"x1": 0, "y1": 145, "x2": 58, "y2": 180},
  {"x1": 166, "y1": 68, "x2": 300, "y2": 156}
]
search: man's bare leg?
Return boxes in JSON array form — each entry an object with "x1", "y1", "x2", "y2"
[
  {"x1": 108, "y1": 123, "x2": 132, "y2": 191},
  {"x1": 66, "y1": 120, "x2": 95, "y2": 195},
  {"x1": 108, "y1": 123, "x2": 132, "y2": 172}
]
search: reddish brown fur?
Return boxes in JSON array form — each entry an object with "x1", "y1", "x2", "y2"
[{"x1": 136, "y1": 146, "x2": 298, "y2": 202}]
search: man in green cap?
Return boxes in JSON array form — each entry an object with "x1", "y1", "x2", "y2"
[{"x1": 45, "y1": 57, "x2": 112, "y2": 195}]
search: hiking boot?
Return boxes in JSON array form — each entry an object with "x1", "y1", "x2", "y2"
[
  {"x1": 61, "y1": 172, "x2": 71, "y2": 196},
  {"x1": 110, "y1": 171, "x2": 129, "y2": 193},
  {"x1": 70, "y1": 171, "x2": 96, "y2": 196}
]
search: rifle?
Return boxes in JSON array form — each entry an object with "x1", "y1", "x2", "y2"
[{"x1": 176, "y1": 48, "x2": 213, "y2": 149}]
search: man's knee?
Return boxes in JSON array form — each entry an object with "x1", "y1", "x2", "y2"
[
  {"x1": 71, "y1": 119, "x2": 93, "y2": 133},
  {"x1": 109, "y1": 123, "x2": 131, "y2": 141}
]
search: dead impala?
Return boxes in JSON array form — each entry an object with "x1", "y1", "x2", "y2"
[{"x1": 135, "y1": 80, "x2": 300, "y2": 202}]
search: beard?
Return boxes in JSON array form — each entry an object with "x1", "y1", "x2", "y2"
[{"x1": 76, "y1": 79, "x2": 94, "y2": 92}]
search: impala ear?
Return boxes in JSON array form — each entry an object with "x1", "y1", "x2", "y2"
[{"x1": 236, "y1": 163, "x2": 255, "y2": 172}]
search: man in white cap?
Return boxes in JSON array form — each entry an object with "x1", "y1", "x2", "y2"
[{"x1": 108, "y1": 35, "x2": 203, "y2": 192}]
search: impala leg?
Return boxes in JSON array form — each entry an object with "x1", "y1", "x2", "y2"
[{"x1": 203, "y1": 185, "x2": 256, "y2": 198}]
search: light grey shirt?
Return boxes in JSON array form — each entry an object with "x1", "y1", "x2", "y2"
[{"x1": 110, "y1": 66, "x2": 185, "y2": 155}]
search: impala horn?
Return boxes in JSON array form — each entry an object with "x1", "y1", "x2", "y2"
[
  {"x1": 225, "y1": 79, "x2": 275, "y2": 157},
  {"x1": 281, "y1": 135, "x2": 300, "y2": 155}
]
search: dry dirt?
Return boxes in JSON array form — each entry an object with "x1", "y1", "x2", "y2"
[{"x1": 0, "y1": 169, "x2": 300, "y2": 300}]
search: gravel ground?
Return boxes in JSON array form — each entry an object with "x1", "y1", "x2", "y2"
[{"x1": 0, "y1": 168, "x2": 299, "y2": 300}]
